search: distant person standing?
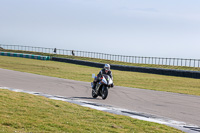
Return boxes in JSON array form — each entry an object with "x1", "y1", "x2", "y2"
[
  {"x1": 54, "y1": 48, "x2": 57, "y2": 54},
  {"x1": 72, "y1": 50, "x2": 75, "y2": 56}
]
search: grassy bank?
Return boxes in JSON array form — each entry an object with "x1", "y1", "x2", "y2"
[
  {"x1": 0, "y1": 89, "x2": 182, "y2": 132},
  {"x1": 0, "y1": 56, "x2": 200, "y2": 96},
  {"x1": 1, "y1": 49, "x2": 200, "y2": 71}
]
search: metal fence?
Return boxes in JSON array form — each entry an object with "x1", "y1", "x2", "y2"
[{"x1": 1, "y1": 44, "x2": 200, "y2": 67}]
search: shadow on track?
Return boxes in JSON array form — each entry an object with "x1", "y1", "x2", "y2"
[{"x1": 70, "y1": 97, "x2": 102, "y2": 100}]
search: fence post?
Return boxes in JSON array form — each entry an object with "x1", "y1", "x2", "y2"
[{"x1": 134, "y1": 56, "x2": 136, "y2": 63}]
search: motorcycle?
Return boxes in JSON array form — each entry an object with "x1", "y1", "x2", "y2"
[{"x1": 91, "y1": 74, "x2": 113, "y2": 100}]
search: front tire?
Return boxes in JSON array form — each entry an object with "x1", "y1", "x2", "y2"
[{"x1": 101, "y1": 85, "x2": 108, "y2": 100}]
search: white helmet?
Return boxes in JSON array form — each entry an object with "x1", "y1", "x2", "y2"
[{"x1": 104, "y1": 64, "x2": 110, "y2": 70}]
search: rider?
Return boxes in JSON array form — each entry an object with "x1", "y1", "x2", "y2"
[{"x1": 92, "y1": 64, "x2": 114, "y2": 90}]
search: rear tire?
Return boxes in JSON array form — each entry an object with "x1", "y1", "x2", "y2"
[{"x1": 101, "y1": 86, "x2": 108, "y2": 100}]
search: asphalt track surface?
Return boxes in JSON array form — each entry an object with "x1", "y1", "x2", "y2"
[{"x1": 1, "y1": 68, "x2": 200, "y2": 130}]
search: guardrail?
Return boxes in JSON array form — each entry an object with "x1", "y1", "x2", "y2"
[
  {"x1": 0, "y1": 52, "x2": 51, "y2": 60},
  {"x1": 1, "y1": 47, "x2": 199, "y2": 78},
  {"x1": 0, "y1": 44, "x2": 199, "y2": 67}
]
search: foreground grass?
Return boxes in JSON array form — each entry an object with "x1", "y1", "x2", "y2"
[
  {"x1": 0, "y1": 56, "x2": 200, "y2": 96},
  {"x1": 1, "y1": 49, "x2": 200, "y2": 71},
  {"x1": 0, "y1": 89, "x2": 182, "y2": 132}
]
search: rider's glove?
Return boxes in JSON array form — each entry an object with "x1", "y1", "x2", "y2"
[
  {"x1": 111, "y1": 83, "x2": 114, "y2": 88},
  {"x1": 97, "y1": 76, "x2": 101, "y2": 81}
]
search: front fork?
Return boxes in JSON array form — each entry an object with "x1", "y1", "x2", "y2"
[{"x1": 96, "y1": 82, "x2": 101, "y2": 92}]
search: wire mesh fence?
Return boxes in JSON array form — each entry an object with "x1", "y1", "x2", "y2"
[{"x1": 1, "y1": 44, "x2": 200, "y2": 67}]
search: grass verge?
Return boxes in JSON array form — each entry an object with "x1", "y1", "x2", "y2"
[
  {"x1": 0, "y1": 56, "x2": 200, "y2": 96},
  {"x1": 0, "y1": 89, "x2": 182, "y2": 132}
]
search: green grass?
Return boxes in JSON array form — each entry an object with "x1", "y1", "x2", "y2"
[
  {"x1": 0, "y1": 56, "x2": 200, "y2": 96},
  {"x1": 1, "y1": 49, "x2": 200, "y2": 71},
  {"x1": 0, "y1": 89, "x2": 182, "y2": 132}
]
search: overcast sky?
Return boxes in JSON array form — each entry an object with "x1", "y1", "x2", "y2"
[{"x1": 0, "y1": 0, "x2": 200, "y2": 59}]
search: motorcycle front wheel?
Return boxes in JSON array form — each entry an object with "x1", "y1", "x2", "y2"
[{"x1": 101, "y1": 85, "x2": 108, "y2": 100}]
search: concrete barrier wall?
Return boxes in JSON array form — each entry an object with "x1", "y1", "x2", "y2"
[
  {"x1": 52, "y1": 57, "x2": 200, "y2": 79},
  {"x1": 0, "y1": 52, "x2": 51, "y2": 60}
]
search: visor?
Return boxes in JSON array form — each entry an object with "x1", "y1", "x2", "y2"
[{"x1": 105, "y1": 67, "x2": 110, "y2": 70}]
